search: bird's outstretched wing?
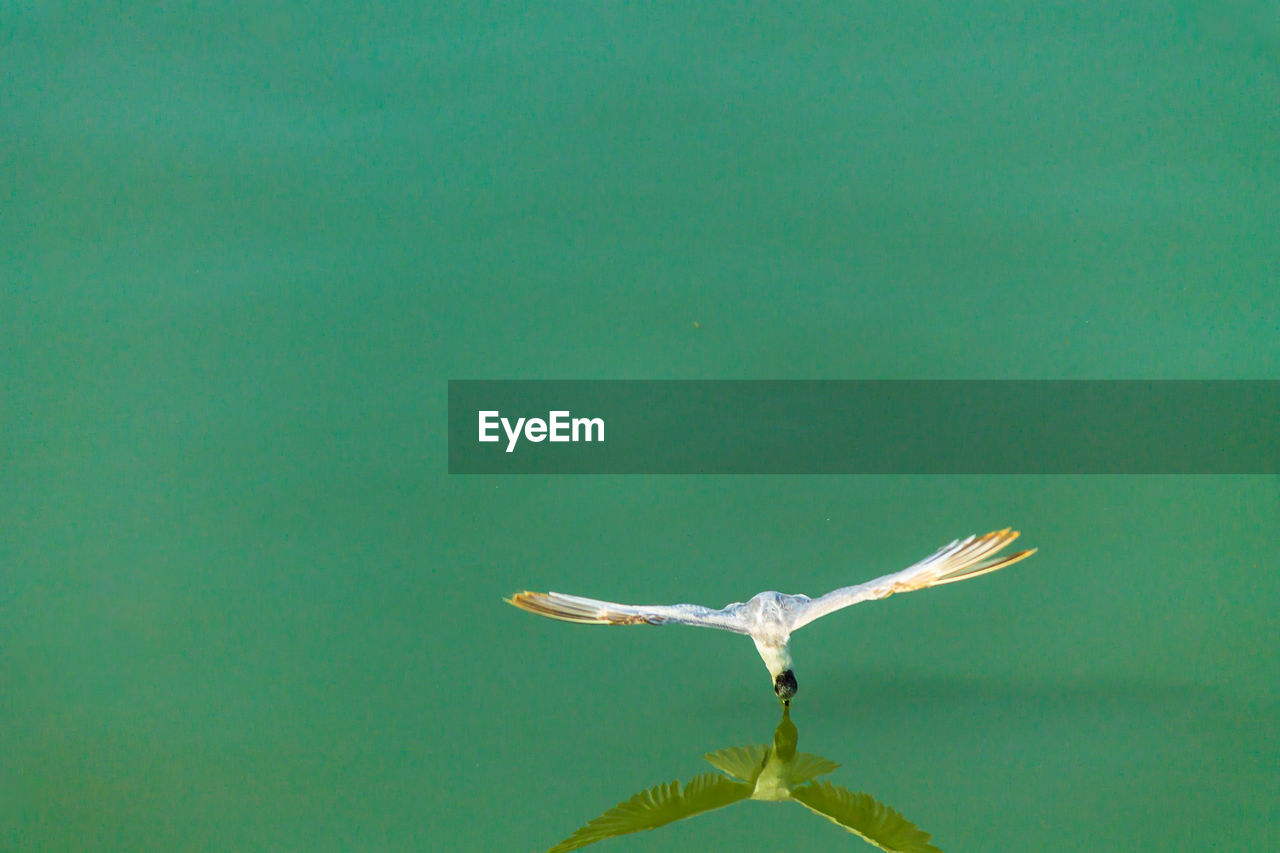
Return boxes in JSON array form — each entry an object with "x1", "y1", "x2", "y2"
[
  {"x1": 506, "y1": 591, "x2": 751, "y2": 634},
  {"x1": 787, "y1": 528, "x2": 1035, "y2": 632}
]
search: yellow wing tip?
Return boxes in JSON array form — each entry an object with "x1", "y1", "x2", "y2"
[
  {"x1": 505, "y1": 590, "x2": 545, "y2": 610},
  {"x1": 931, "y1": 539, "x2": 1036, "y2": 586}
]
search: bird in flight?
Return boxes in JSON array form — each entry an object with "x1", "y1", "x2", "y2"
[{"x1": 507, "y1": 528, "x2": 1035, "y2": 705}]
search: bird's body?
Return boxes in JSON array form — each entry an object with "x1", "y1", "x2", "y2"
[
  {"x1": 739, "y1": 592, "x2": 798, "y2": 691},
  {"x1": 507, "y1": 528, "x2": 1035, "y2": 704}
]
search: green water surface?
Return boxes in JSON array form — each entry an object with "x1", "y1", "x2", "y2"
[{"x1": 3, "y1": 2, "x2": 1277, "y2": 851}]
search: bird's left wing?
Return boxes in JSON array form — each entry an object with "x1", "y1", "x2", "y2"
[
  {"x1": 786, "y1": 528, "x2": 1035, "y2": 632},
  {"x1": 506, "y1": 591, "x2": 751, "y2": 634}
]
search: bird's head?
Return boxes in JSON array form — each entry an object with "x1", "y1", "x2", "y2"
[{"x1": 773, "y1": 670, "x2": 797, "y2": 706}]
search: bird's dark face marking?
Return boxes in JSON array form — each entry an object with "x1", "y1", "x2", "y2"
[{"x1": 774, "y1": 670, "x2": 798, "y2": 704}]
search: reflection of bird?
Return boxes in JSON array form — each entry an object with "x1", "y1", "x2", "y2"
[
  {"x1": 546, "y1": 706, "x2": 943, "y2": 853},
  {"x1": 509, "y1": 529, "x2": 1034, "y2": 704}
]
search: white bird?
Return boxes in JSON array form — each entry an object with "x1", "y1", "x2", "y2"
[{"x1": 507, "y1": 528, "x2": 1035, "y2": 704}]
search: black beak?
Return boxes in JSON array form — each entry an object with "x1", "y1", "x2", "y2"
[{"x1": 773, "y1": 669, "x2": 797, "y2": 704}]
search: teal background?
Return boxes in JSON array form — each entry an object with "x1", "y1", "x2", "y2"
[{"x1": 3, "y1": 2, "x2": 1278, "y2": 851}]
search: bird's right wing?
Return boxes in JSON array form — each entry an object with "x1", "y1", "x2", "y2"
[
  {"x1": 787, "y1": 528, "x2": 1035, "y2": 632},
  {"x1": 506, "y1": 591, "x2": 751, "y2": 634}
]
